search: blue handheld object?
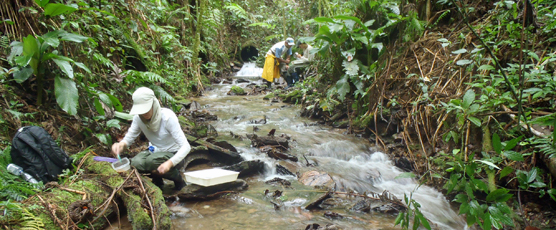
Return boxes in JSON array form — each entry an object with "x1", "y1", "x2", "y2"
[{"x1": 93, "y1": 156, "x2": 119, "y2": 163}]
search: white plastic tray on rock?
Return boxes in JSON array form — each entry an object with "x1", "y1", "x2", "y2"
[{"x1": 184, "y1": 168, "x2": 239, "y2": 187}]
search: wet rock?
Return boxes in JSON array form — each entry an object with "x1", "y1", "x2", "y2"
[
  {"x1": 305, "y1": 223, "x2": 321, "y2": 230},
  {"x1": 190, "y1": 101, "x2": 202, "y2": 111},
  {"x1": 371, "y1": 203, "x2": 407, "y2": 214},
  {"x1": 276, "y1": 164, "x2": 296, "y2": 177},
  {"x1": 265, "y1": 147, "x2": 298, "y2": 162},
  {"x1": 222, "y1": 160, "x2": 265, "y2": 178},
  {"x1": 249, "y1": 115, "x2": 267, "y2": 124},
  {"x1": 305, "y1": 223, "x2": 343, "y2": 230},
  {"x1": 190, "y1": 110, "x2": 218, "y2": 121},
  {"x1": 248, "y1": 134, "x2": 288, "y2": 148},
  {"x1": 365, "y1": 169, "x2": 381, "y2": 184},
  {"x1": 228, "y1": 86, "x2": 247, "y2": 95},
  {"x1": 299, "y1": 171, "x2": 334, "y2": 188},
  {"x1": 171, "y1": 179, "x2": 248, "y2": 200},
  {"x1": 236, "y1": 79, "x2": 250, "y2": 83},
  {"x1": 265, "y1": 177, "x2": 292, "y2": 187},
  {"x1": 394, "y1": 157, "x2": 414, "y2": 172},
  {"x1": 350, "y1": 199, "x2": 372, "y2": 213},
  {"x1": 264, "y1": 189, "x2": 283, "y2": 198},
  {"x1": 332, "y1": 120, "x2": 349, "y2": 128},
  {"x1": 211, "y1": 140, "x2": 238, "y2": 152},
  {"x1": 277, "y1": 161, "x2": 299, "y2": 176},
  {"x1": 222, "y1": 79, "x2": 233, "y2": 84},
  {"x1": 305, "y1": 192, "x2": 332, "y2": 210},
  {"x1": 324, "y1": 211, "x2": 344, "y2": 219},
  {"x1": 263, "y1": 92, "x2": 275, "y2": 100}
]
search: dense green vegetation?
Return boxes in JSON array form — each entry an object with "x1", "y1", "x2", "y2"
[{"x1": 1, "y1": 0, "x2": 556, "y2": 229}]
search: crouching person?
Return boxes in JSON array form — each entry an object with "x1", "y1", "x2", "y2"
[{"x1": 112, "y1": 87, "x2": 191, "y2": 191}]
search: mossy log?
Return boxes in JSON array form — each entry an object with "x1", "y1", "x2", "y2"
[
  {"x1": 13, "y1": 155, "x2": 171, "y2": 230},
  {"x1": 85, "y1": 156, "x2": 172, "y2": 230}
]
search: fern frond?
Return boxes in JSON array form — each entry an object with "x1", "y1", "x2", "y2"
[
  {"x1": 532, "y1": 137, "x2": 556, "y2": 159},
  {"x1": 19, "y1": 207, "x2": 44, "y2": 230},
  {"x1": 151, "y1": 85, "x2": 175, "y2": 104},
  {"x1": 224, "y1": 3, "x2": 249, "y2": 20},
  {"x1": 122, "y1": 70, "x2": 168, "y2": 84}
]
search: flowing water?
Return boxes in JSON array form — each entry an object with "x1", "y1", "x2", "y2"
[{"x1": 169, "y1": 63, "x2": 467, "y2": 230}]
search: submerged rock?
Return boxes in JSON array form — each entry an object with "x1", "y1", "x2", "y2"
[{"x1": 299, "y1": 171, "x2": 334, "y2": 188}]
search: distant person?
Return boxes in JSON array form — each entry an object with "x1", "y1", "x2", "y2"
[
  {"x1": 286, "y1": 41, "x2": 314, "y2": 88},
  {"x1": 261, "y1": 38, "x2": 295, "y2": 88},
  {"x1": 112, "y1": 87, "x2": 191, "y2": 191}
]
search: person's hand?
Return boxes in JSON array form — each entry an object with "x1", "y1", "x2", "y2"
[
  {"x1": 157, "y1": 160, "x2": 174, "y2": 174},
  {"x1": 111, "y1": 142, "x2": 126, "y2": 156},
  {"x1": 296, "y1": 53, "x2": 302, "y2": 58},
  {"x1": 286, "y1": 65, "x2": 290, "y2": 70}
]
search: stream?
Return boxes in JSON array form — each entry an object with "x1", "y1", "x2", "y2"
[{"x1": 168, "y1": 63, "x2": 467, "y2": 230}]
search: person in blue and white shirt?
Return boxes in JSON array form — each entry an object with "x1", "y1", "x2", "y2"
[{"x1": 261, "y1": 38, "x2": 295, "y2": 88}]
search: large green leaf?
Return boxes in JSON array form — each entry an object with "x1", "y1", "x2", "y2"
[
  {"x1": 486, "y1": 188, "x2": 511, "y2": 202},
  {"x1": 114, "y1": 111, "x2": 133, "y2": 121},
  {"x1": 492, "y1": 133, "x2": 502, "y2": 154},
  {"x1": 14, "y1": 54, "x2": 32, "y2": 67},
  {"x1": 44, "y1": 3, "x2": 78, "y2": 17},
  {"x1": 342, "y1": 60, "x2": 359, "y2": 76},
  {"x1": 95, "y1": 133, "x2": 112, "y2": 146},
  {"x1": 55, "y1": 76, "x2": 78, "y2": 115},
  {"x1": 462, "y1": 89, "x2": 475, "y2": 110},
  {"x1": 488, "y1": 206, "x2": 514, "y2": 226},
  {"x1": 59, "y1": 31, "x2": 89, "y2": 43},
  {"x1": 42, "y1": 30, "x2": 62, "y2": 48},
  {"x1": 22, "y1": 35, "x2": 39, "y2": 73},
  {"x1": 35, "y1": 0, "x2": 50, "y2": 7},
  {"x1": 468, "y1": 116, "x2": 482, "y2": 127},
  {"x1": 8, "y1": 41, "x2": 23, "y2": 63},
  {"x1": 335, "y1": 74, "x2": 350, "y2": 102},
  {"x1": 53, "y1": 57, "x2": 74, "y2": 79},
  {"x1": 499, "y1": 166, "x2": 514, "y2": 179},
  {"x1": 98, "y1": 92, "x2": 112, "y2": 107},
  {"x1": 504, "y1": 136, "x2": 522, "y2": 150},
  {"x1": 503, "y1": 151, "x2": 524, "y2": 161},
  {"x1": 74, "y1": 62, "x2": 91, "y2": 73},
  {"x1": 94, "y1": 98, "x2": 105, "y2": 116},
  {"x1": 108, "y1": 94, "x2": 123, "y2": 112},
  {"x1": 13, "y1": 66, "x2": 34, "y2": 83},
  {"x1": 106, "y1": 119, "x2": 121, "y2": 129}
]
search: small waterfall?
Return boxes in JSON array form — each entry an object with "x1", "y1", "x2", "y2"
[{"x1": 235, "y1": 62, "x2": 263, "y2": 78}]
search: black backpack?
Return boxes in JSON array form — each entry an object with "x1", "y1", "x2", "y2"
[{"x1": 10, "y1": 126, "x2": 73, "y2": 183}]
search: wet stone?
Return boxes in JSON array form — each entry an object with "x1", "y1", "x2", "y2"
[
  {"x1": 265, "y1": 177, "x2": 292, "y2": 187},
  {"x1": 299, "y1": 171, "x2": 334, "y2": 188},
  {"x1": 350, "y1": 199, "x2": 372, "y2": 213}
]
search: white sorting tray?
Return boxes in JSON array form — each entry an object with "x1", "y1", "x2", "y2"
[{"x1": 184, "y1": 168, "x2": 239, "y2": 187}]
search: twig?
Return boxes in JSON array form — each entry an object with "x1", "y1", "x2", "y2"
[
  {"x1": 413, "y1": 49, "x2": 426, "y2": 80},
  {"x1": 133, "y1": 169, "x2": 157, "y2": 230},
  {"x1": 37, "y1": 195, "x2": 66, "y2": 230},
  {"x1": 91, "y1": 170, "x2": 136, "y2": 223}
]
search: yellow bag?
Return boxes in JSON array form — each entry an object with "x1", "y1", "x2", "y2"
[{"x1": 261, "y1": 54, "x2": 280, "y2": 82}]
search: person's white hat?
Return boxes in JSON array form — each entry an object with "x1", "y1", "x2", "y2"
[
  {"x1": 286, "y1": 37, "x2": 295, "y2": 46},
  {"x1": 129, "y1": 87, "x2": 155, "y2": 115}
]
